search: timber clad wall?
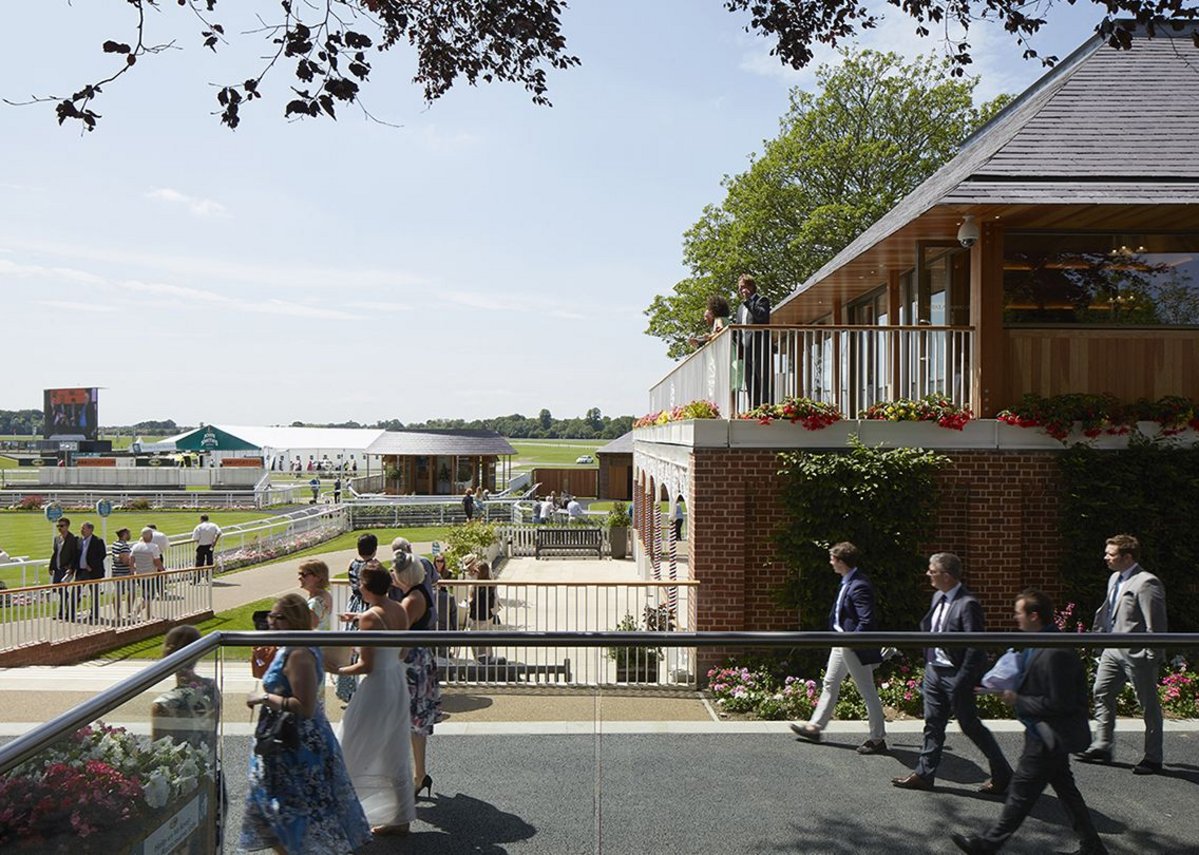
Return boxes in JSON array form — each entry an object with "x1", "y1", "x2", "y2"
[{"x1": 680, "y1": 447, "x2": 1066, "y2": 681}]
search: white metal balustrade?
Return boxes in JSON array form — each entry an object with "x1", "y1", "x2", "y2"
[
  {"x1": 649, "y1": 324, "x2": 974, "y2": 417},
  {"x1": 331, "y1": 578, "x2": 699, "y2": 687}
]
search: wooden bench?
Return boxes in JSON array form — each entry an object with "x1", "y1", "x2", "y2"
[{"x1": 534, "y1": 526, "x2": 603, "y2": 559}]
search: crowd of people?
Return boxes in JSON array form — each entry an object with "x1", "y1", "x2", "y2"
[
  {"x1": 529, "y1": 490, "x2": 585, "y2": 524},
  {"x1": 43, "y1": 513, "x2": 221, "y2": 623},
  {"x1": 231, "y1": 533, "x2": 457, "y2": 851},
  {"x1": 789, "y1": 535, "x2": 1168, "y2": 855}
]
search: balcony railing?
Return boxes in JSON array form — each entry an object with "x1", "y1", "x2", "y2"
[{"x1": 649, "y1": 324, "x2": 974, "y2": 418}]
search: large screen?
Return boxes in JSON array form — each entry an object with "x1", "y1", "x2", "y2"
[{"x1": 44, "y1": 387, "x2": 99, "y2": 440}]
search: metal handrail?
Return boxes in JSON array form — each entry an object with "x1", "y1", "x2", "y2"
[{"x1": 4, "y1": 627, "x2": 1196, "y2": 776}]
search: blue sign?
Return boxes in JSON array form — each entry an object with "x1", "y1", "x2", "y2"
[
  {"x1": 45, "y1": 502, "x2": 64, "y2": 523},
  {"x1": 96, "y1": 499, "x2": 113, "y2": 518}
]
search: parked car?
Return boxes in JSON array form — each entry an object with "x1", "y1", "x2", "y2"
[{"x1": 575, "y1": 455, "x2": 595, "y2": 465}]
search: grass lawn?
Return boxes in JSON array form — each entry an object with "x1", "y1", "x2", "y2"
[
  {"x1": 0, "y1": 509, "x2": 303, "y2": 564},
  {"x1": 508, "y1": 439, "x2": 603, "y2": 470},
  {"x1": 101, "y1": 596, "x2": 276, "y2": 661}
]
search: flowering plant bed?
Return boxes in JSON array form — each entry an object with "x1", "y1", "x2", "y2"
[
  {"x1": 862, "y1": 395, "x2": 973, "y2": 430},
  {"x1": 737, "y1": 397, "x2": 842, "y2": 429},
  {"x1": 216, "y1": 523, "x2": 342, "y2": 572},
  {"x1": 634, "y1": 400, "x2": 721, "y2": 428},
  {"x1": 998, "y1": 393, "x2": 1199, "y2": 442},
  {"x1": 0, "y1": 723, "x2": 214, "y2": 850}
]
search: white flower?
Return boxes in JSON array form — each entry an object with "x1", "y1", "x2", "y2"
[{"x1": 143, "y1": 770, "x2": 171, "y2": 809}]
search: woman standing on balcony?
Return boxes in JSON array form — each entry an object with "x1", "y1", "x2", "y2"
[
  {"x1": 688, "y1": 295, "x2": 731, "y2": 349},
  {"x1": 241, "y1": 593, "x2": 371, "y2": 854}
]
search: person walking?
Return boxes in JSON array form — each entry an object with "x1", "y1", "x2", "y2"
[
  {"x1": 192, "y1": 514, "x2": 222, "y2": 571},
  {"x1": 950, "y1": 590, "x2": 1108, "y2": 855},
  {"x1": 790, "y1": 542, "x2": 887, "y2": 754},
  {"x1": 50, "y1": 517, "x2": 80, "y2": 621},
  {"x1": 462, "y1": 487, "x2": 475, "y2": 522},
  {"x1": 76, "y1": 521, "x2": 107, "y2": 623},
  {"x1": 1076, "y1": 534, "x2": 1168, "y2": 775},
  {"x1": 892, "y1": 552, "x2": 1012, "y2": 794}
]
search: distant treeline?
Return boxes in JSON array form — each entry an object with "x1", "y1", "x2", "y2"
[
  {"x1": 296, "y1": 408, "x2": 634, "y2": 440},
  {"x1": 0, "y1": 410, "x2": 633, "y2": 441}
]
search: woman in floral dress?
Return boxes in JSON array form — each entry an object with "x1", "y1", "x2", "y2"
[
  {"x1": 240, "y1": 593, "x2": 371, "y2": 854},
  {"x1": 392, "y1": 551, "x2": 443, "y2": 799}
]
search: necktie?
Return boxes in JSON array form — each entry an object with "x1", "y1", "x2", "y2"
[
  {"x1": 1106, "y1": 577, "x2": 1121, "y2": 631},
  {"x1": 833, "y1": 582, "x2": 848, "y2": 631}
]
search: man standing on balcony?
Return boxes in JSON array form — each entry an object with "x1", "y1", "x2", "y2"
[
  {"x1": 1076, "y1": 534, "x2": 1167, "y2": 776},
  {"x1": 790, "y1": 542, "x2": 888, "y2": 754},
  {"x1": 893, "y1": 552, "x2": 1012, "y2": 794},
  {"x1": 735, "y1": 273, "x2": 772, "y2": 409}
]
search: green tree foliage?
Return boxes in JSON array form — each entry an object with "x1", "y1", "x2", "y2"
[
  {"x1": 774, "y1": 438, "x2": 949, "y2": 637},
  {"x1": 0, "y1": 409, "x2": 44, "y2": 436},
  {"x1": 645, "y1": 50, "x2": 1011, "y2": 357},
  {"x1": 1057, "y1": 439, "x2": 1199, "y2": 632},
  {"x1": 294, "y1": 409, "x2": 633, "y2": 440}
]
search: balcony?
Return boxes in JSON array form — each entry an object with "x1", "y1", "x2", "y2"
[{"x1": 649, "y1": 324, "x2": 974, "y2": 418}]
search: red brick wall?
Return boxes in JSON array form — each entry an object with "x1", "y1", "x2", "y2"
[{"x1": 683, "y1": 447, "x2": 1065, "y2": 679}]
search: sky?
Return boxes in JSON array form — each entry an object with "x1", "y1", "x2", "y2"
[{"x1": 1, "y1": 1, "x2": 1104, "y2": 427}]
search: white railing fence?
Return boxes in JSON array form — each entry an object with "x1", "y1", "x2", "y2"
[
  {"x1": 330, "y1": 578, "x2": 698, "y2": 687},
  {"x1": 0, "y1": 488, "x2": 264, "y2": 510},
  {"x1": 496, "y1": 523, "x2": 614, "y2": 556},
  {"x1": 649, "y1": 324, "x2": 974, "y2": 418},
  {"x1": 0, "y1": 566, "x2": 214, "y2": 654},
  {"x1": 346, "y1": 498, "x2": 512, "y2": 528}
]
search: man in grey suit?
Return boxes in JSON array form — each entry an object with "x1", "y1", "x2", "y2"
[
  {"x1": 893, "y1": 552, "x2": 1012, "y2": 793},
  {"x1": 1076, "y1": 534, "x2": 1167, "y2": 775},
  {"x1": 951, "y1": 589, "x2": 1107, "y2": 855}
]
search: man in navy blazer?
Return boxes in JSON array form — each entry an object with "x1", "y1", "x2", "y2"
[
  {"x1": 790, "y1": 542, "x2": 888, "y2": 754},
  {"x1": 951, "y1": 589, "x2": 1106, "y2": 855},
  {"x1": 75, "y1": 521, "x2": 107, "y2": 622},
  {"x1": 893, "y1": 552, "x2": 1012, "y2": 793}
]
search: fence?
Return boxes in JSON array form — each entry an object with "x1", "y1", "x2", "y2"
[
  {"x1": 497, "y1": 523, "x2": 615, "y2": 557},
  {"x1": 0, "y1": 488, "x2": 264, "y2": 510},
  {"x1": 649, "y1": 323, "x2": 974, "y2": 417},
  {"x1": 346, "y1": 497, "x2": 516, "y2": 528},
  {"x1": 0, "y1": 566, "x2": 213, "y2": 654},
  {"x1": 330, "y1": 577, "x2": 698, "y2": 687}
]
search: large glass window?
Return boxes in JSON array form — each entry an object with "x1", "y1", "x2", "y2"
[{"x1": 1004, "y1": 232, "x2": 1199, "y2": 325}]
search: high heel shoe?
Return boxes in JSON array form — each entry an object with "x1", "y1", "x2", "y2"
[{"x1": 416, "y1": 774, "x2": 433, "y2": 798}]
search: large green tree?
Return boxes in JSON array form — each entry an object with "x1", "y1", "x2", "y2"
[{"x1": 645, "y1": 50, "x2": 1010, "y2": 357}]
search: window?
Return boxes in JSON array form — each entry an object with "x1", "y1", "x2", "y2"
[{"x1": 1004, "y1": 232, "x2": 1199, "y2": 325}]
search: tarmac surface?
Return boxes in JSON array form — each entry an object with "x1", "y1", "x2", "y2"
[{"x1": 3, "y1": 551, "x2": 1198, "y2": 852}]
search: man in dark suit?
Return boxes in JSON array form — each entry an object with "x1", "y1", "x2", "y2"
[
  {"x1": 76, "y1": 521, "x2": 107, "y2": 622},
  {"x1": 49, "y1": 517, "x2": 81, "y2": 620},
  {"x1": 893, "y1": 551, "x2": 1012, "y2": 793},
  {"x1": 790, "y1": 541, "x2": 887, "y2": 753},
  {"x1": 1077, "y1": 533, "x2": 1167, "y2": 775},
  {"x1": 951, "y1": 589, "x2": 1107, "y2": 855},
  {"x1": 734, "y1": 273, "x2": 772, "y2": 409}
]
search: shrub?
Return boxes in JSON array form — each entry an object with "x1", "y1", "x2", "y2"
[
  {"x1": 124, "y1": 498, "x2": 152, "y2": 511},
  {"x1": 441, "y1": 520, "x2": 499, "y2": 572},
  {"x1": 16, "y1": 495, "x2": 45, "y2": 510}
]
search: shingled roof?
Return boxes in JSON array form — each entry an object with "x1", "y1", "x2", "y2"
[{"x1": 778, "y1": 24, "x2": 1199, "y2": 314}]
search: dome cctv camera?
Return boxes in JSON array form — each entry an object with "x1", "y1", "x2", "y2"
[{"x1": 957, "y1": 215, "x2": 980, "y2": 248}]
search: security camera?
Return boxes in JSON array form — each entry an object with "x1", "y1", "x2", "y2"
[{"x1": 957, "y1": 215, "x2": 980, "y2": 248}]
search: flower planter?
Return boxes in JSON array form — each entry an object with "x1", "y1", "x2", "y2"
[
  {"x1": 608, "y1": 526, "x2": 629, "y2": 559},
  {"x1": 857, "y1": 419, "x2": 998, "y2": 449},
  {"x1": 634, "y1": 420, "x2": 728, "y2": 447},
  {"x1": 728, "y1": 419, "x2": 861, "y2": 448}
]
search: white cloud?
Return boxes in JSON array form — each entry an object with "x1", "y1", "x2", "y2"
[
  {"x1": 347, "y1": 300, "x2": 413, "y2": 313},
  {"x1": 0, "y1": 258, "x2": 107, "y2": 286},
  {"x1": 35, "y1": 299, "x2": 119, "y2": 313},
  {"x1": 112, "y1": 278, "x2": 361, "y2": 321},
  {"x1": 146, "y1": 187, "x2": 229, "y2": 218}
]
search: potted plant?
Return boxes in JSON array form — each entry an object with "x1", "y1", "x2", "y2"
[
  {"x1": 605, "y1": 501, "x2": 631, "y2": 559},
  {"x1": 607, "y1": 612, "x2": 662, "y2": 683}
]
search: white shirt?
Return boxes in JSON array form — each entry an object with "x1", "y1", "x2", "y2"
[
  {"x1": 193, "y1": 521, "x2": 221, "y2": 546},
  {"x1": 130, "y1": 540, "x2": 160, "y2": 574},
  {"x1": 833, "y1": 568, "x2": 858, "y2": 632},
  {"x1": 567, "y1": 500, "x2": 583, "y2": 518},
  {"x1": 540, "y1": 500, "x2": 554, "y2": 519},
  {"x1": 931, "y1": 582, "x2": 963, "y2": 667},
  {"x1": 151, "y1": 530, "x2": 170, "y2": 556}
]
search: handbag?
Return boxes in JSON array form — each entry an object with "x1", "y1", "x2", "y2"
[{"x1": 253, "y1": 703, "x2": 299, "y2": 755}]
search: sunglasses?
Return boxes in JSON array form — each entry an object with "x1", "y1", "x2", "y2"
[
  {"x1": 267, "y1": 612, "x2": 285, "y2": 621},
  {"x1": 55, "y1": 523, "x2": 67, "y2": 528}
]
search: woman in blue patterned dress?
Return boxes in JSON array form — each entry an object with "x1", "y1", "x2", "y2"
[
  {"x1": 392, "y1": 551, "x2": 443, "y2": 799},
  {"x1": 240, "y1": 593, "x2": 371, "y2": 854}
]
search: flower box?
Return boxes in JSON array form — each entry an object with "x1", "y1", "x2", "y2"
[
  {"x1": 857, "y1": 419, "x2": 998, "y2": 449},
  {"x1": 728, "y1": 419, "x2": 861, "y2": 448}
]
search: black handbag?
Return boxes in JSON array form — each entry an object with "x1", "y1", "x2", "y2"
[{"x1": 254, "y1": 703, "x2": 299, "y2": 755}]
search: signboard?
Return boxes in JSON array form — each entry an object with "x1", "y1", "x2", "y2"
[
  {"x1": 200, "y1": 427, "x2": 219, "y2": 449},
  {"x1": 44, "y1": 387, "x2": 99, "y2": 440},
  {"x1": 44, "y1": 502, "x2": 64, "y2": 524},
  {"x1": 58, "y1": 440, "x2": 79, "y2": 452},
  {"x1": 431, "y1": 541, "x2": 442, "y2": 555},
  {"x1": 96, "y1": 499, "x2": 113, "y2": 517}
]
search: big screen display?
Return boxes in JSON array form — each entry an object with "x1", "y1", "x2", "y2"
[{"x1": 44, "y1": 387, "x2": 99, "y2": 440}]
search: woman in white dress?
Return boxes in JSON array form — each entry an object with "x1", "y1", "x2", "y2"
[{"x1": 335, "y1": 561, "x2": 415, "y2": 836}]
